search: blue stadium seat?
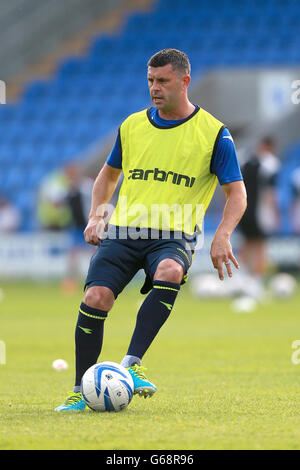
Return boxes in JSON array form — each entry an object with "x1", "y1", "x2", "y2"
[{"x1": 1, "y1": 0, "x2": 299, "y2": 231}]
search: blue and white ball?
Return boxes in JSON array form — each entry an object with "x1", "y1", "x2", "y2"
[
  {"x1": 269, "y1": 273, "x2": 297, "y2": 298},
  {"x1": 81, "y1": 361, "x2": 134, "y2": 412}
]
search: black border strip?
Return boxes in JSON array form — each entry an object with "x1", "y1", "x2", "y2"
[
  {"x1": 146, "y1": 105, "x2": 200, "y2": 129},
  {"x1": 117, "y1": 126, "x2": 122, "y2": 168},
  {"x1": 210, "y1": 124, "x2": 226, "y2": 174}
]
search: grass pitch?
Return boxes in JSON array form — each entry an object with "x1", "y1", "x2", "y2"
[{"x1": 0, "y1": 278, "x2": 300, "y2": 450}]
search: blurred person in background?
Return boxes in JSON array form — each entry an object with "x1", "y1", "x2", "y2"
[
  {"x1": 37, "y1": 165, "x2": 94, "y2": 293},
  {"x1": 238, "y1": 136, "x2": 281, "y2": 299},
  {"x1": 37, "y1": 170, "x2": 72, "y2": 231},
  {"x1": 290, "y1": 166, "x2": 300, "y2": 234},
  {"x1": 64, "y1": 164, "x2": 93, "y2": 232},
  {"x1": 0, "y1": 196, "x2": 21, "y2": 233},
  {"x1": 62, "y1": 164, "x2": 94, "y2": 294}
]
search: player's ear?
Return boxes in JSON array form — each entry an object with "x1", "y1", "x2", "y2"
[{"x1": 182, "y1": 74, "x2": 191, "y2": 90}]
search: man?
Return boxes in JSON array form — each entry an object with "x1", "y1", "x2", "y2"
[
  {"x1": 239, "y1": 136, "x2": 280, "y2": 299},
  {"x1": 55, "y1": 49, "x2": 247, "y2": 411},
  {"x1": 0, "y1": 196, "x2": 21, "y2": 233},
  {"x1": 62, "y1": 164, "x2": 94, "y2": 293},
  {"x1": 290, "y1": 166, "x2": 300, "y2": 233}
]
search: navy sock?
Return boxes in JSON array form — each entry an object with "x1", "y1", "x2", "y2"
[
  {"x1": 74, "y1": 302, "x2": 107, "y2": 387},
  {"x1": 127, "y1": 280, "x2": 180, "y2": 360}
]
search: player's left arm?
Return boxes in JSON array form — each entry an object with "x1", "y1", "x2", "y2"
[
  {"x1": 209, "y1": 128, "x2": 247, "y2": 280},
  {"x1": 210, "y1": 180, "x2": 247, "y2": 280}
]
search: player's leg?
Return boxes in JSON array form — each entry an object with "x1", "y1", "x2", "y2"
[
  {"x1": 54, "y1": 286, "x2": 114, "y2": 412},
  {"x1": 55, "y1": 237, "x2": 141, "y2": 411},
  {"x1": 74, "y1": 285, "x2": 114, "y2": 391},
  {"x1": 124, "y1": 258, "x2": 182, "y2": 363},
  {"x1": 123, "y1": 259, "x2": 182, "y2": 398},
  {"x1": 239, "y1": 230, "x2": 266, "y2": 300},
  {"x1": 247, "y1": 239, "x2": 266, "y2": 277},
  {"x1": 122, "y1": 238, "x2": 194, "y2": 397}
]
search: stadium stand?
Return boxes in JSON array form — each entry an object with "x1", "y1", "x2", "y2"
[{"x1": 0, "y1": 0, "x2": 300, "y2": 231}]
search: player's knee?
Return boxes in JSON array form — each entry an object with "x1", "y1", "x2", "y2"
[
  {"x1": 154, "y1": 258, "x2": 183, "y2": 284},
  {"x1": 83, "y1": 286, "x2": 115, "y2": 312}
]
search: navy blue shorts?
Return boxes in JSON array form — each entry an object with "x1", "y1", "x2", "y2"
[{"x1": 84, "y1": 227, "x2": 197, "y2": 298}]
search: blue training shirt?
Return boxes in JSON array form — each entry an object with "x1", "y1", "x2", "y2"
[{"x1": 106, "y1": 106, "x2": 243, "y2": 186}]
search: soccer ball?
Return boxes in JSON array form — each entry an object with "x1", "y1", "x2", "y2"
[
  {"x1": 191, "y1": 273, "x2": 227, "y2": 298},
  {"x1": 231, "y1": 296, "x2": 257, "y2": 313},
  {"x1": 52, "y1": 358, "x2": 68, "y2": 370},
  {"x1": 269, "y1": 273, "x2": 297, "y2": 298},
  {"x1": 81, "y1": 361, "x2": 134, "y2": 412}
]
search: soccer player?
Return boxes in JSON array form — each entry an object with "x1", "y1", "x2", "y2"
[
  {"x1": 239, "y1": 136, "x2": 280, "y2": 299},
  {"x1": 55, "y1": 49, "x2": 247, "y2": 411}
]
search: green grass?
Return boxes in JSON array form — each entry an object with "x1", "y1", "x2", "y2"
[{"x1": 0, "y1": 279, "x2": 300, "y2": 450}]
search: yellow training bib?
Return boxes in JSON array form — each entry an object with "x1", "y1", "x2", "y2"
[{"x1": 110, "y1": 106, "x2": 224, "y2": 235}]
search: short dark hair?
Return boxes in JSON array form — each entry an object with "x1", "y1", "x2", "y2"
[
  {"x1": 147, "y1": 48, "x2": 191, "y2": 75},
  {"x1": 260, "y1": 136, "x2": 276, "y2": 147}
]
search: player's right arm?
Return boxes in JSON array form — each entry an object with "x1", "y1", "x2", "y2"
[{"x1": 84, "y1": 162, "x2": 122, "y2": 245}]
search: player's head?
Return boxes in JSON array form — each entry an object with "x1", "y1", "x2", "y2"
[
  {"x1": 258, "y1": 136, "x2": 277, "y2": 156},
  {"x1": 147, "y1": 48, "x2": 191, "y2": 111}
]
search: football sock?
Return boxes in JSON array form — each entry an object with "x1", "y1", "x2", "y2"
[
  {"x1": 126, "y1": 280, "x2": 180, "y2": 359},
  {"x1": 74, "y1": 302, "x2": 108, "y2": 388},
  {"x1": 121, "y1": 355, "x2": 141, "y2": 368}
]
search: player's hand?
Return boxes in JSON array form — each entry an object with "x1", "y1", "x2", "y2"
[
  {"x1": 210, "y1": 232, "x2": 239, "y2": 281},
  {"x1": 84, "y1": 216, "x2": 106, "y2": 246}
]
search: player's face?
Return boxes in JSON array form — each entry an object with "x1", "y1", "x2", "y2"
[{"x1": 147, "y1": 64, "x2": 188, "y2": 111}]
